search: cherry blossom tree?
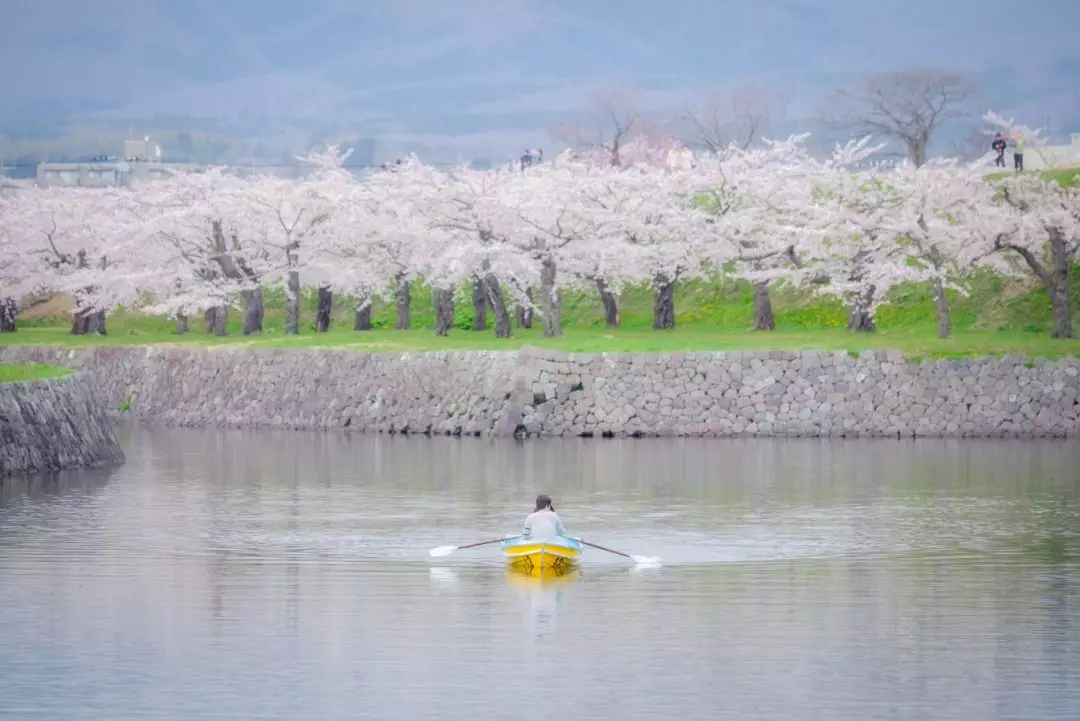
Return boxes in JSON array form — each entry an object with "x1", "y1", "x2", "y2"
[
  {"x1": 346, "y1": 158, "x2": 438, "y2": 332},
  {"x1": 0, "y1": 197, "x2": 28, "y2": 332},
  {"x1": 406, "y1": 163, "x2": 537, "y2": 338},
  {"x1": 784, "y1": 136, "x2": 938, "y2": 332},
  {"x1": 3, "y1": 186, "x2": 143, "y2": 335},
  {"x1": 880, "y1": 157, "x2": 994, "y2": 338},
  {"x1": 0, "y1": 196, "x2": 29, "y2": 332},
  {"x1": 563, "y1": 133, "x2": 695, "y2": 328},
  {"x1": 128, "y1": 167, "x2": 262, "y2": 335},
  {"x1": 694, "y1": 134, "x2": 828, "y2": 330},
  {"x1": 16, "y1": 118, "x2": 1078, "y2": 345},
  {"x1": 970, "y1": 172, "x2": 1080, "y2": 338},
  {"x1": 495, "y1": 158, "x2": 608, "y2": 337},
  {"x1": 241, "y1": 148, "x2": 355, "y2": 335},
  {"x1": 571, "y1": 159, "x2": 710, "y2": 329},
  {"x1": 534, "y1": 149, "x2": 625, "y2": 326}
]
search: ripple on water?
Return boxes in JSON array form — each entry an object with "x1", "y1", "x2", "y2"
[{"x1": 2, "y1": 431, "x2": 1080, "y2": 721}]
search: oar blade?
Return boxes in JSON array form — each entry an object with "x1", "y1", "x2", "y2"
[
  {"x1": 428, "y1": 545, "x2": 459, "y2": 557},
  {"x1": 630, "y1": 555, "x2": 662, "y2": 566}
]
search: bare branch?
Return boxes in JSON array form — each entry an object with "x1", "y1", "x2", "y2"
[
  {"x1": 548, "y1": 87, "x2": 652, "y2": 167},
  {"x1": 824, "y1": 67, "x2": 975, "y2": 167},
  {"x1": 675, "y1": 85, "x2": 792, "y2": 152}
]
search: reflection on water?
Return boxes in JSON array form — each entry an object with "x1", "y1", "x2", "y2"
[
  {"x1": 1, "y1": 429, "x2": 1079, "y2": 720},
  {"x1": 505, "y1": 567, "x2": 584, "y2": 639}
]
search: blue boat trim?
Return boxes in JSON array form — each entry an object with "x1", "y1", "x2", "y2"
[{"x1": 502, "y1": 535, "x2": 583, "y2": 551}]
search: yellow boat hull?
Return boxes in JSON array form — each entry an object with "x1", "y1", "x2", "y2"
[
  {"x1": 502, "y1": 536, "x2": 582, "y2": 575},
  {"x1": 506, "y1": 566, "x2": 581, "y2": 586}
]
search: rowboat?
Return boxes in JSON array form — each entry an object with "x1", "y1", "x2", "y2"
[{"x1": 502, "y1": 535, "x2": 582, "y2": 575}]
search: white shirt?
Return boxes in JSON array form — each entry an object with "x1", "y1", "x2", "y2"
[{"x1": 521, "y1": 509, "x2": 567, "y2": 541}]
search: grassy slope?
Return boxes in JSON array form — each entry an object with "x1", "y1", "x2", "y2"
[
  {"x1": 3, "y1": 167, "x2": 1078, "y2": 359},
  {"x1": 5, "y1": 270, "x2": 1080, "y2": 359},
  {"x1": 0, "y1": 362, "x2": 73, "y2": 383}
]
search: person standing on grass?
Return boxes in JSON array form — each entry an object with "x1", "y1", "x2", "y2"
[
  {"x1": 1013, "y1": 134, "x2": 1025, "y2": 172},
  {"x1": 520, "y1": 494, "x2": 567, "y2": 542},
  {"x1": 992, "y1": 133, "x2": 1007, "y2": 167}
]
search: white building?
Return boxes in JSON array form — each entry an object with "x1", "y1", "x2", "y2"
[{"x1": 36, "y1": 137, "x2": 202, "y2": 188}]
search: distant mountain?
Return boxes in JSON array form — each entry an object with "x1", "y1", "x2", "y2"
[{"x1": 2, "y1": 0, "x2": 1077, "y2": 161}]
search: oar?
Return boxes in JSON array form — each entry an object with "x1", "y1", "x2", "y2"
[
  {"x1": 578, "y1": 539, "x2": 661, "y2": 565},
  {"x1": 429, "y1": 535, "x2": 519, "y2": 558}
]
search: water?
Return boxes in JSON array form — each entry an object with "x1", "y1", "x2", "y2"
[{"x1": 2, "y1": 429, "x2": 1079, "y2": 720}]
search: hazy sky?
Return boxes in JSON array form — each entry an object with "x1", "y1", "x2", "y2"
[{"x1": 3, "y1": 0, "x2": 1078, "y2": 158}]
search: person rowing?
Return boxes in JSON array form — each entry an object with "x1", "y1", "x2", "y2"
[
  {"x1": 431, "y1": 495, "x2": 659, "y2": 564},
  {"x1": 520, "y1": 494, "x2": 567, "y2": 542}
]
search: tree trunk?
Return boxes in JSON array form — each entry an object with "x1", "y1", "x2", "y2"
[
  {"x1": 434, "y1": 287, "x2": 454, "y2": 336},
  {"x1": 912, "y1": 140, "x2": 927, "y2": 169},
  {"x1": 540, "y1": 254, "x2": 561, "y2": 337},
  {"x1": 1049, "y1": 230, "x2": 1075, "y2": 339},
  {"x1": 753, "y1": 281, "x2": 775, "y2": 331},
  {"x1": 87, "y1": 310, "x2": 107, "y2": 336},
  {"x1": 71, "y1": 301, "x2": 105, "y2": 334},
  {"x1": 0, "y1": 297, "x2": 18, "y2": 332},
  {"x1": 242, "y1": 287, "x2": 264, "y2": 335},
  {"x1": 316, "y1": 286, "x2": 333, "y2": 333},
  {"x1": 70, "y1": 289, "x2": 97, "y2": 335},
  {"x1": 652, "y1": 274, "x2": 676, "y2": 329},
  {"x1": 484, "y1": 271, "x2": 512, "y2": 338},
  {"x1": 175, "y1": 313, "x2": 189, "y2": 335},
  {"x1": 515, "y1": 287, "x2": 534, "y2": 329},
  {"x1": 596, "y1": 277, "x2": 620, "y2": 327},
  {"x1": 847, "y1": 285, "x2": 877, "y2": 332},
  {"x1": 933, "y1": 276, "x2": 951, "y2": 339},
  {"x1": 354, "y1": 301, "x2": 372, "y2": 331},
  {"x1": 284, "y1": 270, "x2": 300, "y2": 335},
  {"x1": 71, "y1": 312, "x2": 89, "y2": 335},
  {"x1": 395, "y1": 273, "x2": 411, "y2": 330},
  {"x1": 204, "y1": 306, "x2": 228, "y2": 336},
  {"x1": 471, "y1": 277, "x2": 488, "y2": 331}
]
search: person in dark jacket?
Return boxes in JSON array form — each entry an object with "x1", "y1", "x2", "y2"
[{"x1": 992, "y1": 133, "x2": 1007, "y2": 167}]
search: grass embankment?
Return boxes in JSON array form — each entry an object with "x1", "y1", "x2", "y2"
[
  {"x1": 985, "y1": 166, "x2": 1080, "y2": 186},
  {"x1": 4, "y1": 269, "x2": 1080, "y2": 359},
  {"x1": 0, "y1": 362, "x2": 73, "y2": 383}
]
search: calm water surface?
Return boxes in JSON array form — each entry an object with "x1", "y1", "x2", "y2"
[{"x1": 1, "y1": 429, "x2": 1079, "y2": 720}]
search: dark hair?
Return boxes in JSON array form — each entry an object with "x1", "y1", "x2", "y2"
[{"x1": 535, "y1": 494, "x2": 553, "y2": 511}]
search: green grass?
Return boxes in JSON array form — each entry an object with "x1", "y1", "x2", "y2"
[
  {"x1": 0, "y1": 362, "x2": 73, "y2": 383},
  {"x1": 984, "y1": 166, "x2": 1080, "y2": 187},
  {"x1": 4, "y1": 272, "x2": 1080, "y2": 359},
  {"x1": 1042, "y1": 166, "x2": 1080, "y2": 187},
  {"x1": 4, "y1": 324, "x2": 1074, "y2": 359}
]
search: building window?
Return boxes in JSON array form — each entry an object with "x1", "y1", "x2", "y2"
[{"x1": 45, "y1": 170, "x2": 77, "y2": 185}]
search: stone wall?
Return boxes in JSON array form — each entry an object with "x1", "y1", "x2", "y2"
[
  {"x1": 1, "y1": 345, "x2": 1078, "y2": 439},
  {"x1": 0, "y1": 346, "x2": 523, "y2": 436},
  {"x1": 516, "y1": 347, "x2": 1080, "y2": 439},
  {"x1": 0, "y1": 372, "x2": 126, "y2": 475}
]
